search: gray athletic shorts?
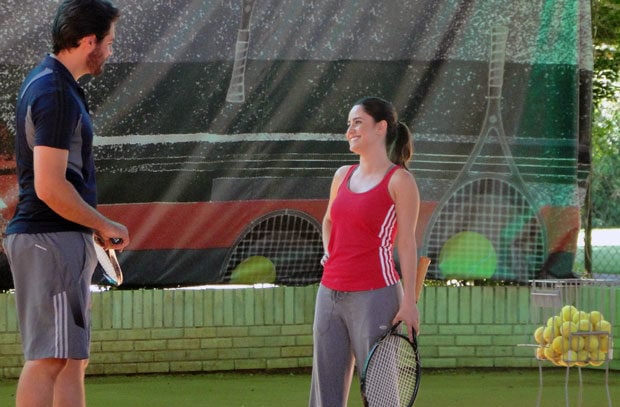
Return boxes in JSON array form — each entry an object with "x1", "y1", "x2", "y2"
[{"x1": 3, "y1": 231, "x2": 97, "y2": 360}]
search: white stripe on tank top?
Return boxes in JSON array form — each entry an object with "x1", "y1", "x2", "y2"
[{"x1": 378, "y1": 203, "x2": 398, "y2": 285}]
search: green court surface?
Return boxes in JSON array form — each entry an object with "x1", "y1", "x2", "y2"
[{"x1": 0, "y1": 368, "x2": 617, "y2": 406}]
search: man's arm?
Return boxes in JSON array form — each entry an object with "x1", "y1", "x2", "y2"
[{"x1": 34, "y1": 145, "x2": 129, "y2": 249}]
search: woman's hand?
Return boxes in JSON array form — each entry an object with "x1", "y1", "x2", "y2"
[{"x1": 393, "y1": 300, "x2": 420, "y2": 342}]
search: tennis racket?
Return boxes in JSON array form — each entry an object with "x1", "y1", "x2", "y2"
[
  {"x1": 361, "y1": 323, "x2": 421, "y2": 407},
  {"x1": 359, "y1": 257, "x2": 429, "y2": 406},
  {"x1": 422, "y1": 25, "x2": 547, "y2": 282},
  {"x1": 94, "y1": 235, "x2": 123, "y2": 286},
  {"x1": 225, "y1": 0, "x2": 256, "y2": 103}
]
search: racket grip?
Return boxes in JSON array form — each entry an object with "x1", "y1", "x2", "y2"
[{"x1": 415, "y1": 256, "x2": 431, "y2": 303}]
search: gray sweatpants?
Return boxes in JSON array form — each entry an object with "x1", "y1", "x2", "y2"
[{"x1": 309, "y1": 283, "x2": 402, "y2": 407}]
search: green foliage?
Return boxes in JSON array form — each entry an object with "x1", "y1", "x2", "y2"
[
  {"x1": 591, "y1": 100, "x2": 620, "y2": 226},
  {"x1": 591, "y1": 0, "x2": 619, "y2": 105},
  {"x1": 593, "y1": 42, "x2": 619, "y2": 103},
  {"x1": 592, "y1": 0, "x2": 620, "y2": 44},
  {"x1": 590, "y1": 0, "x2": 620, "y2": 227}
]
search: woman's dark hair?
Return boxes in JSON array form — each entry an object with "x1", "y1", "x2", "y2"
[
  {"x1": 354, "y1": 96, "x2": 413, "y2": 169},
  {"x1": 52, "y1": 0, "x2": 120, "y2": 54}
]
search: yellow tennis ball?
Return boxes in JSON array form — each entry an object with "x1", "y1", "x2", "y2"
[
  {"x1": 561, "y1": 305, "x2": 579, "y2": 322},
  {"x1": 229, "y1": 256, "x2": 276, "y2": 284},
  {"x1": 569, "y1": 336, "x2": 585, "y2": 352},
  {"x1": 576, "y1": 319, "x2": 592, "y2": 332},
  {"x1": 546, "y1": 316, "x2": 562, "y2": 336},
  {"x1": 552, "y1": 336, "x2": 569, "y2": 354},
  {"x1": 599, "y1": 335, "x2": 609, "y2": 352},
  {"x1": 572, "y1": 311, "x2": 589, "y2": 324},
  {"x1": 589, "y1": 351, "x2": 606, "y2": 366},
  {"x1": 543, "y1": 345, "x2": 557, "y2": 360},
  {"x1": 595, "y1": 320, "x2": 612, "y2": 334},
  {"x1": 542, "y1": 326, "x2": 555, "y2": 343},
  {"x1": 589, "y1": 311, "x2": 603, "y2": 326},
  {"x1": 536, "y1": 346, "x2": 546, "y2": 360},
  {"x1": 560, "y1": 321, "x2": 578, "y2": 338},
  {"x1": 438, "y1": 231, "x2": 497, "y2": 279},
  {"x1": 534, "y1": 326, "x2": 545, "y2": 345},
  {"x1": 576, "y1": 350, "x2": 589, "y2": 365},
  {"x1": 562, "y1": 351, "x2": 577, "y2": 367},
  {"x1": 584, "y1": 336, "x2": 599, "y2": 353}
]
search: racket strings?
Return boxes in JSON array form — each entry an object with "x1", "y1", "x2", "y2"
[
  {"x1": 223, "y1": 210, "x2": 323, "y2": 285},
  {"x1": 364, "y1": 335, "x2": 419, "y2": 407},
  {"x1": 426, "y1": 177, "x2": 545, "y2": 281}
]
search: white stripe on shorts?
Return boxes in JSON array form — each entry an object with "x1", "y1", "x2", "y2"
[{"x1": 53, "y1": 292, "x2": 69, "y2": 358}]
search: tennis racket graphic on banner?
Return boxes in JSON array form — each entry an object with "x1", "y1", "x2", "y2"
[
  {"x1": 422, "y1": 26, "x2": 546, "y2": 282},
  {"x1": 360, "y1": 257, "x2": 429, "y2": 407},
  {"x1": 94, "y1": 235, "x2": 123, "y2": 286},
  {"x1": 225, "y1": 0, "x2": 256, "y2": 103}
]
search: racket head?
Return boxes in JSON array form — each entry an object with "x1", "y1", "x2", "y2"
[
  {"x1": 423, "y1": 175, "x2": 546, "y2": 281},
  {"x1": 94, "y1": 237, "x2": 123, "y2": 286},
  {"x1": 361, "y1": 324, "x2": 421, "y2": 407}
]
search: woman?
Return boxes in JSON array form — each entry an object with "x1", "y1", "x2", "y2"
[{"x1": 309, "y1": 96, "x2": 420, "y2": 406}]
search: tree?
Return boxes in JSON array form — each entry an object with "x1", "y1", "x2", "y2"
[
  {"x1": 592, "y1": 0, "x2": 620, "y2": 104},
  {"x1": 590, "y1": 0, "x2": 620, "y2": 227}
]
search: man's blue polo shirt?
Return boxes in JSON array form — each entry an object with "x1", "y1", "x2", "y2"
[{"x1": 6, "y1": 54, "x2": 97, "y2": 235}]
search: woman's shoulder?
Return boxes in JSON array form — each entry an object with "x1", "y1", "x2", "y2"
[
  {"x1": 334, "y1": 164, "x2": 355, "y2": 178},
  {"x1": 391, "y1": 166, "x2": 415, "y2": 181},
  {"x1": 388, "y1": 166, "x2": 418, "y2": 192}
]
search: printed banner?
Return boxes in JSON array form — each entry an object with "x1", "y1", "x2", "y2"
[{"x1": 0, "y1": 0, "x2": 592, "y2": 288}]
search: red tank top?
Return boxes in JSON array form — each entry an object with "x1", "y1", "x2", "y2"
[{"x1": 322, "y1": 164, "x2": 401, "y2": 291}]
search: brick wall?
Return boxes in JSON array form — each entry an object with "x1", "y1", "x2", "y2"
[{"x1": 0, "y1": 285, "x2": 618, "y2": 379}]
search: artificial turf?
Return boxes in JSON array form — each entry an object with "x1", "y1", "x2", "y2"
[{"x1": 0, "y1": 367, "x2": 617, "y2": 406}]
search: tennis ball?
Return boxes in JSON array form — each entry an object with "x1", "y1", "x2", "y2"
[
  {"x1": 534, "y1": 326, "x2": 545, "y2": 345},
  {"x1": 542, "y1": 326, "x2": 555, "y2": 343},
  {"x1": 584, "y1": 336, "x2": 599, "y2": 353},
  {"x1": 589, "y1": 351, "x2": 606, "y2": 366},
  {"x1": 561, "y1": 305, "x2": 579, "y2": 322},
  {"x1": 595, "y1": 320, "x2": 612, "y2": 334},
  {"x1": 562, "y1": 350, "x2": 577, "y2": 367},
  {"x1": 546, "y1": 316, "x2": 562, "y2": 336},
  {"x1": 560, "y1": 321, "x2": 578, "y2": 338},
  {"x1": 576, "y1": 350, "x2": 589, "y2": 365},
  {"x1": 576, "y1": 319, "x2": 592, "y2": 332},
  {"x1": 543, "y1": 345, "x2": 557, "y2": 360},
  {"x1": 438, "y1": 231, "x2": 497, "y2": 279},
  {"x1": 552, "y1": 336, "x2": 569, "y2": 354},
  {"x1": 599, "y1": 335, "x2": 609, "y2": 352},
  {"x1": 571, "y1": 310, "x2": 589, "y2": 324},
  {"x1": 589, "y1": 311, "x2": 603, "y2": 326},
  {"x1": 229, "y1": 256, "x2": 276, "y2": 284},
  {"x1": 569, "y1": 336, "x2": 585, "y2": 352},
  {"x1": 536, "y1": 346, "x2": 546, "y2": 360}
]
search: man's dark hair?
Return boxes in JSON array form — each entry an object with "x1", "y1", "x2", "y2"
[{"x1": 52, "y1": 0, "x2": 120, "y2": 54}]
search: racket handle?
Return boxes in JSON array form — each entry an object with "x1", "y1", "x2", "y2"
[
  {"x1": 415, "y1": 256, "x2": 431, "y2": 303},
  {"x1": 94, "y1": 236, "x2": 123, "y2": 245}
]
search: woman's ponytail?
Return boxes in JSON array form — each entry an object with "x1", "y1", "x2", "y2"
[{"x1": 388, "y1": 121, "x2": 413, "y2": 169}]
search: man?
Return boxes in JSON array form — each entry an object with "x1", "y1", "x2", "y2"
[{"x1": 2, "y1": 1, "x2": 129, "y2": 406}]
